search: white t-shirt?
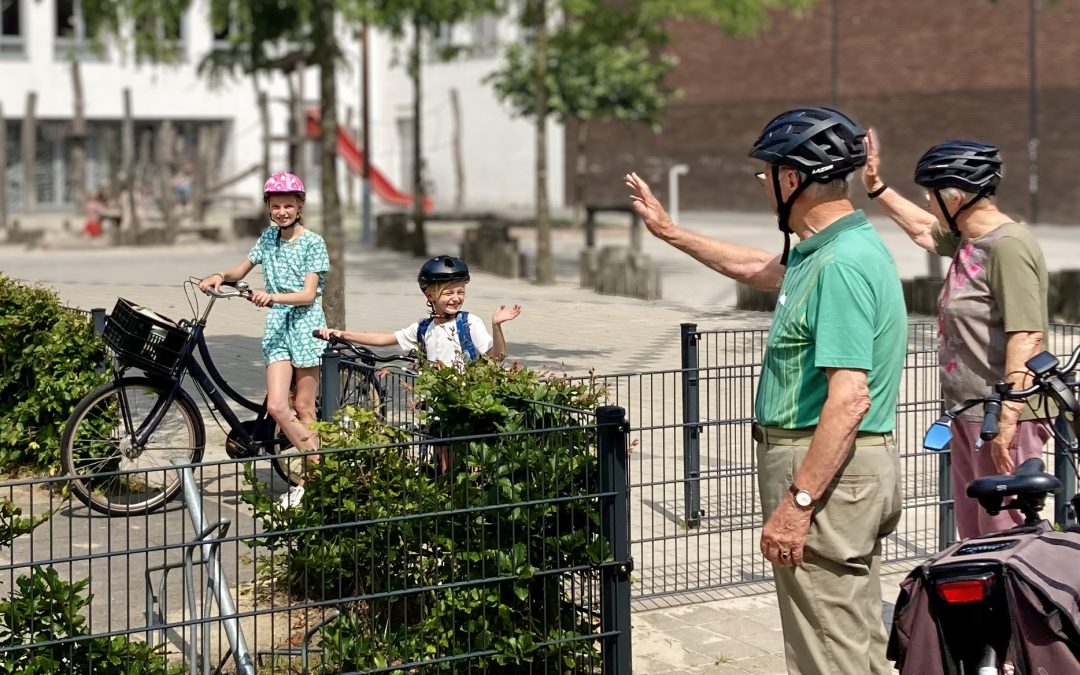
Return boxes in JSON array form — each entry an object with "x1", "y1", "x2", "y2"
[{"x1": 395, "y1": 313, "x2": 494, "y2": 366}]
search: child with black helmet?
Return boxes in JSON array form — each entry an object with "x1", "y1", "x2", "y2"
[
  {"x1": 319, "y1": 255, "x2": 520, "y2": 366},
  {"x1": 319, "y1": 256, "x2": 521, "y2": 474}
]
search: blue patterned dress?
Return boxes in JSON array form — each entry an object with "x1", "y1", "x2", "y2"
[{"x1": 247, "y1": 226, "x2": 330, "y2": 368}]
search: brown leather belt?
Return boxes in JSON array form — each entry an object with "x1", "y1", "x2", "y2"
[{"x1": 751, "y1": 423, "x2": 892, "y2": 447}]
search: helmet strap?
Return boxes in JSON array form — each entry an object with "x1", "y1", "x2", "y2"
[
  {"x1": 935, "y1": 186, "x2": 992, "y2": 235},
  {"x1": 771, "y1": 165, "x2": 811, "y2": 266}
]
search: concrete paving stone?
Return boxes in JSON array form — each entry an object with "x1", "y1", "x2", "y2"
[
  {"x1": 685, "y1": 636, "x2": 771, "y2": 661},
  {"x1": 728, "y1": 653, "x2": 789, "y2": 675},
  {"x1": 633, "y1": 655, "x2": 685, "y2": 674}
]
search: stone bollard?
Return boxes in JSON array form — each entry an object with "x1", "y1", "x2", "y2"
[
  {"x1": 594, "y1": 246, "x2": 662, "y2": 301},
  {"x1": 375, "y1": 213, "x2": 411, "y2": 252},
  {"x1": 909, "y1": 276, "x2": 944, "y2": 316},
  {"x1": 232, "y1": 213, "x2": 264, "y2": 238},
  {"x1": 579, "y1": 248, "x2": 599, "y2": 289},
  {"x1": 735, "y1": 283, "x2": 779, "y2": 312},
  {"x1": 461, "y1": 219, "x2": 522, "y2": 279}
]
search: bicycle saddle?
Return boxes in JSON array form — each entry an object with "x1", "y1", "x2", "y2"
[{"x1": 966, "y1": 458, "x2": 1062, "y2": 502}]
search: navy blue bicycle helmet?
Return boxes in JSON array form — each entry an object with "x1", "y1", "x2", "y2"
[
  {"x1": 749, "y1": 107, "x2": 867, "y2": 264},
  {"x1": 417, "y1": 256, "x2": 470, "y2": 288},
  {"x1": 915, "y1": 141, "x2": 1002, "y2": 234}
]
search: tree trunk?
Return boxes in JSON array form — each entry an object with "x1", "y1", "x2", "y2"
[
  {"x1": 122, "y1": 88, "x2": 139, "y2": 233},
  {"x1": 534, "y1": 0, "x2": 554, "y2": 284},
  {"x1": 294, "y1": 62, "x2": 307, "y2": 179},
  {"x1": 0, "y1": 102, "x2": 7, "y2": 229},
  {"x1": 70, "y1": 60, "x2": 87, "y2": 213},
  {"x1": 256, "y1": 82, "x2": 271, "y2": 181},
  {"x1": 450, "y1": 87, "x2": 464, "y2": 214},
  {"x1": 313, "y1": 0, "x2": 345, "y2": 328},
  {"x1": 154, "y1": 121, "x2": 177, "y2": 235},
  {"x1": 573, "y1": 118, "x2": 589, "y2": 229},
  {"x1": 410, "y1": 18, "x2": 427, "y2": 257},
  {"x1": 345, "y1": 105, "x2": 356, "y2": 211},
  {"x1": 20, "y1": 92, "x2": 37, "y2": 215}
]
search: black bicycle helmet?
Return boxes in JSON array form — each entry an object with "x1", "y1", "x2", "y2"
[
  {"x1": 915, "y1": 141, "x2": 1002, "y2": 234},
  {"x1": 914, "y1": 141, "x2": 1002, "y2": 193},
  {"x1": 418, "y1": 256, "x2": 470, "y2": 288},
  {"x1": 749, "y1": 107, "x2": 867, "y2": 182},
  {"x1": 748, "y1": 107, "x2": 867, "y2": 264}
]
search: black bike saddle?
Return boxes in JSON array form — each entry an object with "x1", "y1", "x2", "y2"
[{"x1": 966, "y1": 458, "x2": 1062, "y2": 501}]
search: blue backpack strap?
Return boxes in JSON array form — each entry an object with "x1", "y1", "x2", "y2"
[
  {"x1": 416, "y1": 317, "x2": 433, "y2": 357},
  {"x1": 456, "y1": 312, "x2": 479, "y2": 362}
]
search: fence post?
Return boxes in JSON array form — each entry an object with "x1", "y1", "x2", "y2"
[
  {"x1": 681, "y1": 323, "x2": 703, "y2": 528},
  {"x1": 598, "y1": 405, "x2": 632, "y2": 675},
  {"x1": 318, "y1": 347, "x2": 341, "y2": 422},
  {"x1": 91, "y1": 307, "x2": 107, "y2": 335},
  {"x1": 937, "y1": 450, "x2": 955, "y2": 550},
  {"x1": 1054, "y1": 390, "x2": 1078, "y2": 526}
]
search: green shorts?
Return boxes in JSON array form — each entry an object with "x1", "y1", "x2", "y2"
[{"x1": 262, "y1": 304, "x2": 326, "y2": 368}]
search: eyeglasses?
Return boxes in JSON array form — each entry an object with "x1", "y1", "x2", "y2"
[{"x1": 754, "y1": 171, "x2": 767, "y2": 186}]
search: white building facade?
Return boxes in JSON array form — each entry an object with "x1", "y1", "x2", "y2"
[{"x1": 0, "y1": 0, "x2": 561, "y2": 216}]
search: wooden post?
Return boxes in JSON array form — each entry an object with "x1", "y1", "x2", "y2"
[
  {"x1": 155, "y1": 121, "x2": 177, "y2": 235},
  {"x1": 0, "y1": 102, "x2": 7, "y2": 229},
  {"x1": 345, "y1": 105, "x2": 356, "y2": 210},
  {"x1": 256, "y1": 86, "x2": 270, "y2": 180},
  {"x1": 450, "y1": 87, "x2": 464, "y2": 214},
  {"x1": 122, "y1": 88, "x2": 139, "y2": 233},
  {"x1": 70, "y1": 60, "x2": 87, "y2": 211},
  {"x1": 20, "y1": 92, "x2": 37, "y2": 215}
]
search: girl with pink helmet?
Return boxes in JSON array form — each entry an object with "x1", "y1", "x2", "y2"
[{"x1": 197, "y1": 172, "x2": 329, "y2": 508}]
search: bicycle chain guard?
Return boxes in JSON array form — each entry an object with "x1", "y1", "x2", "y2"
[{"x1": 225, "y1": 420, "x2": 261, "y2": 459}]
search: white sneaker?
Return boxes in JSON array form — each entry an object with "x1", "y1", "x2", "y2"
[{"x1": 278, "y1": 485, "x2": 305, "y2": 509}]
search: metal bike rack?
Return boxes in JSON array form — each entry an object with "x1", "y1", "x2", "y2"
[{"x1": 143, "y1": 460, "x2": 255, "y2": 675}]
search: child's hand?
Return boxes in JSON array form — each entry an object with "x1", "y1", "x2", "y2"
[
  {"x1": 493, "y1": 305, "x2": 521, "y2": 326},
  {"x1": 250, "y1": 291, "x2": 275, "y2": 308},
  {"x1": 197, "y1": 273, "x2": 223, "y2": 293},
  {"x1": 317, "y1": 328, "x2": 342, "y2": 341}
]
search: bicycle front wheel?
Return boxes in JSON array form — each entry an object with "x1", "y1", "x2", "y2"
[
  {"x1": 339, "y1": 362, "x2": 385, "y2": 419},
  {"x1": 61, "y1": 377, "x2": 205, "y2": 516}
]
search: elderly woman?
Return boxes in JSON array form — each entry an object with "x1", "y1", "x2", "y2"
[{"x1": 862, "y1": 134, "x2": 1051, "y2": 538}]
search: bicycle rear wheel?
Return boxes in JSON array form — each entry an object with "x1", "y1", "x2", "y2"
[
  {"x1": 61, "y1": 377, "x2": 205, "y2": 516},
  {"x1": 339, "y1": 361, "x2": 386, "y2": 419}
]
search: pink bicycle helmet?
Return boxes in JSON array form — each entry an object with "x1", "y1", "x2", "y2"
[{"x1": 263, "y1": 172, "x2": 306, "y2": 201}]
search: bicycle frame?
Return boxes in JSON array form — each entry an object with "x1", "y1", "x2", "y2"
[{"x1": 118, "y1": 293, "x2": 273, "y2": 451}]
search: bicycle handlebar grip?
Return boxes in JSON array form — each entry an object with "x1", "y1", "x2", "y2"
[
  {"x1": 312, "y1": 330, "x2": 327, "y2": 340},
  {"x1": 980, "y1": 398, "x2": 1001, "y2": 441}
]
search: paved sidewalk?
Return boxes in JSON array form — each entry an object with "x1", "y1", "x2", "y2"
[{"x1": 5, "y1": 210, "x2": 1076, "y2": 673}]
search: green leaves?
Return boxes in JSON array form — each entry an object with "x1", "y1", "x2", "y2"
[
  {"x1": 0, "y1": 275, "x2": 109, "y2": 474},
  {"x1": 246, "y1": 359, "x2": 609, "y2": 672}
]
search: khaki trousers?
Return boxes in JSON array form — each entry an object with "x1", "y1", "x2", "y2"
[{"x1": 755, "y1": 427, "x2": 902, "y2": 675}]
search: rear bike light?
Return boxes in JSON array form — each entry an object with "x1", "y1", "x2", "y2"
[{"x1": 935, "y1": 575, "x2": 995, "y2": 604}]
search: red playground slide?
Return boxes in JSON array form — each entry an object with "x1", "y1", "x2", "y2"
[{"x1": 305, "y1": 109, "x2": 433, "y2": 214}]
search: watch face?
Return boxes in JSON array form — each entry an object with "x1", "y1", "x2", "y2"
[{"x1": 794, "y1": 491, "x2": 813, "y2": 508}]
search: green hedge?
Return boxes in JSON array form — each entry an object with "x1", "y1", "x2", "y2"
[
  {"x1": 246, "y1": 360, "x2": 609, "y2": 673},
  {"x1": 0, "y1": 274, "x2": 108, "y2": 473}
]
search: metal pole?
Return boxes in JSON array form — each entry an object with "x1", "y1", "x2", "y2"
[
  {"x1": 319, "y1": 347, "x2": 341, "y2": 422},
  {"x1": 668, "y1": 164, "x2": 689, "y2": 226},
  {"x1": 172, "y1": 460, "x2": 255, "y2": 675},
  {"x1": 598, "y1": 405, "x2": 632, "y2": 675},
  {"x1": 1028, "y1": 0, "x2": 1039, "y2": 225},
  {"x1": 1054, "y1": 376, "x2": 1078, "y2": 526},
  {"x1": 91, "y1": 307, "x2": 107, "y2": 334},
  {"x1": 681, "y1": 323, "x2": 702, "y2": 528},
  {"x1": 937, "y1": 450, "x2": 955, "y2": 550},
  {"x1": 361, "y1": 22, "x2": 373, "y2": 245},
  {"x1": 830, "y1": 0, "x2": 839, "y2": 106}
]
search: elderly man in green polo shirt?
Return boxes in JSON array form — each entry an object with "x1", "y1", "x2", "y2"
[{"x1": 626, "y1": 107, "x2": 907, "y2": 675}]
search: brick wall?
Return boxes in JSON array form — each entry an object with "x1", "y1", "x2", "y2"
[{"x1": 567, "y1": 0, "x2": 1080, "y2": 224}]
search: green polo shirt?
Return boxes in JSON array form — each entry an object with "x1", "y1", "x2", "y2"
[{"x1": 754, "y1": 210, "x2": 907, "y2": 433}]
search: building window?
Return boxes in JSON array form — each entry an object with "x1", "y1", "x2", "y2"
[
  {"x1": 0, "y1": 0, "x2": 24, "y2": 55},
  {"x1": 133, "y1": 11, "x2": 185, "y2": 60},
  {"x1": 470, "y1": 14, "x2": 499, "y2": 57},
  {"x1": 55, "y1": 0, "x2": 102, "y2": 59},
  {"x1": 211, "y1": 2, "x2": 235, "y2": 48}
]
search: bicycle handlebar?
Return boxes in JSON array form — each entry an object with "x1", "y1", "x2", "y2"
[{"x1": 311, "y1": 330, "x2": 419, "y2": 365}]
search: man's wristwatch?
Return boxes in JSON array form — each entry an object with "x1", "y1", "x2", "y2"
[{"x1": 789, "y1": 484, "x2": 814, "y2": 510}]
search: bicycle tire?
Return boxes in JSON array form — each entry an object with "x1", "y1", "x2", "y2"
[
  {"x1": 267, "y1": 422, "x2": 305, "y2": 488},
  {"x1": 339, "y1": 361, "x2": 386, "y2": 418},
  {"x1": 61, "y1": 377, "x2": 205, "y2": 516}
]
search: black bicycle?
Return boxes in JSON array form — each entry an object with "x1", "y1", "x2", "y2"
[{"x1": 60, "y1": 280, "x2": 407, "y2": 516}]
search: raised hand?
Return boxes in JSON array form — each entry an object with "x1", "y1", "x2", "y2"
[
  {"x1": 197, "y1": 273, "x2": 223, "y2": 293},
  {"x1": 625, "y1": 171, "x2": 676, "y2": 239},
  {"x1": 862, "y1": 128, "x2": 885, "y2": 193},
  {"x1": 493, "y1": 304, "x2": 521, "y2": 326}
]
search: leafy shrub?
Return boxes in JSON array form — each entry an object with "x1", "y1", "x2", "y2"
[
  {"x1": 0, "y1": 274, "x2": 109, "y2": 472},
  {"x1": 0, "y1": 501, "x2": 180, "y2": 674},
  {"x1": 245, "y1": 361, "x2": 609, "y2": 673}
]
